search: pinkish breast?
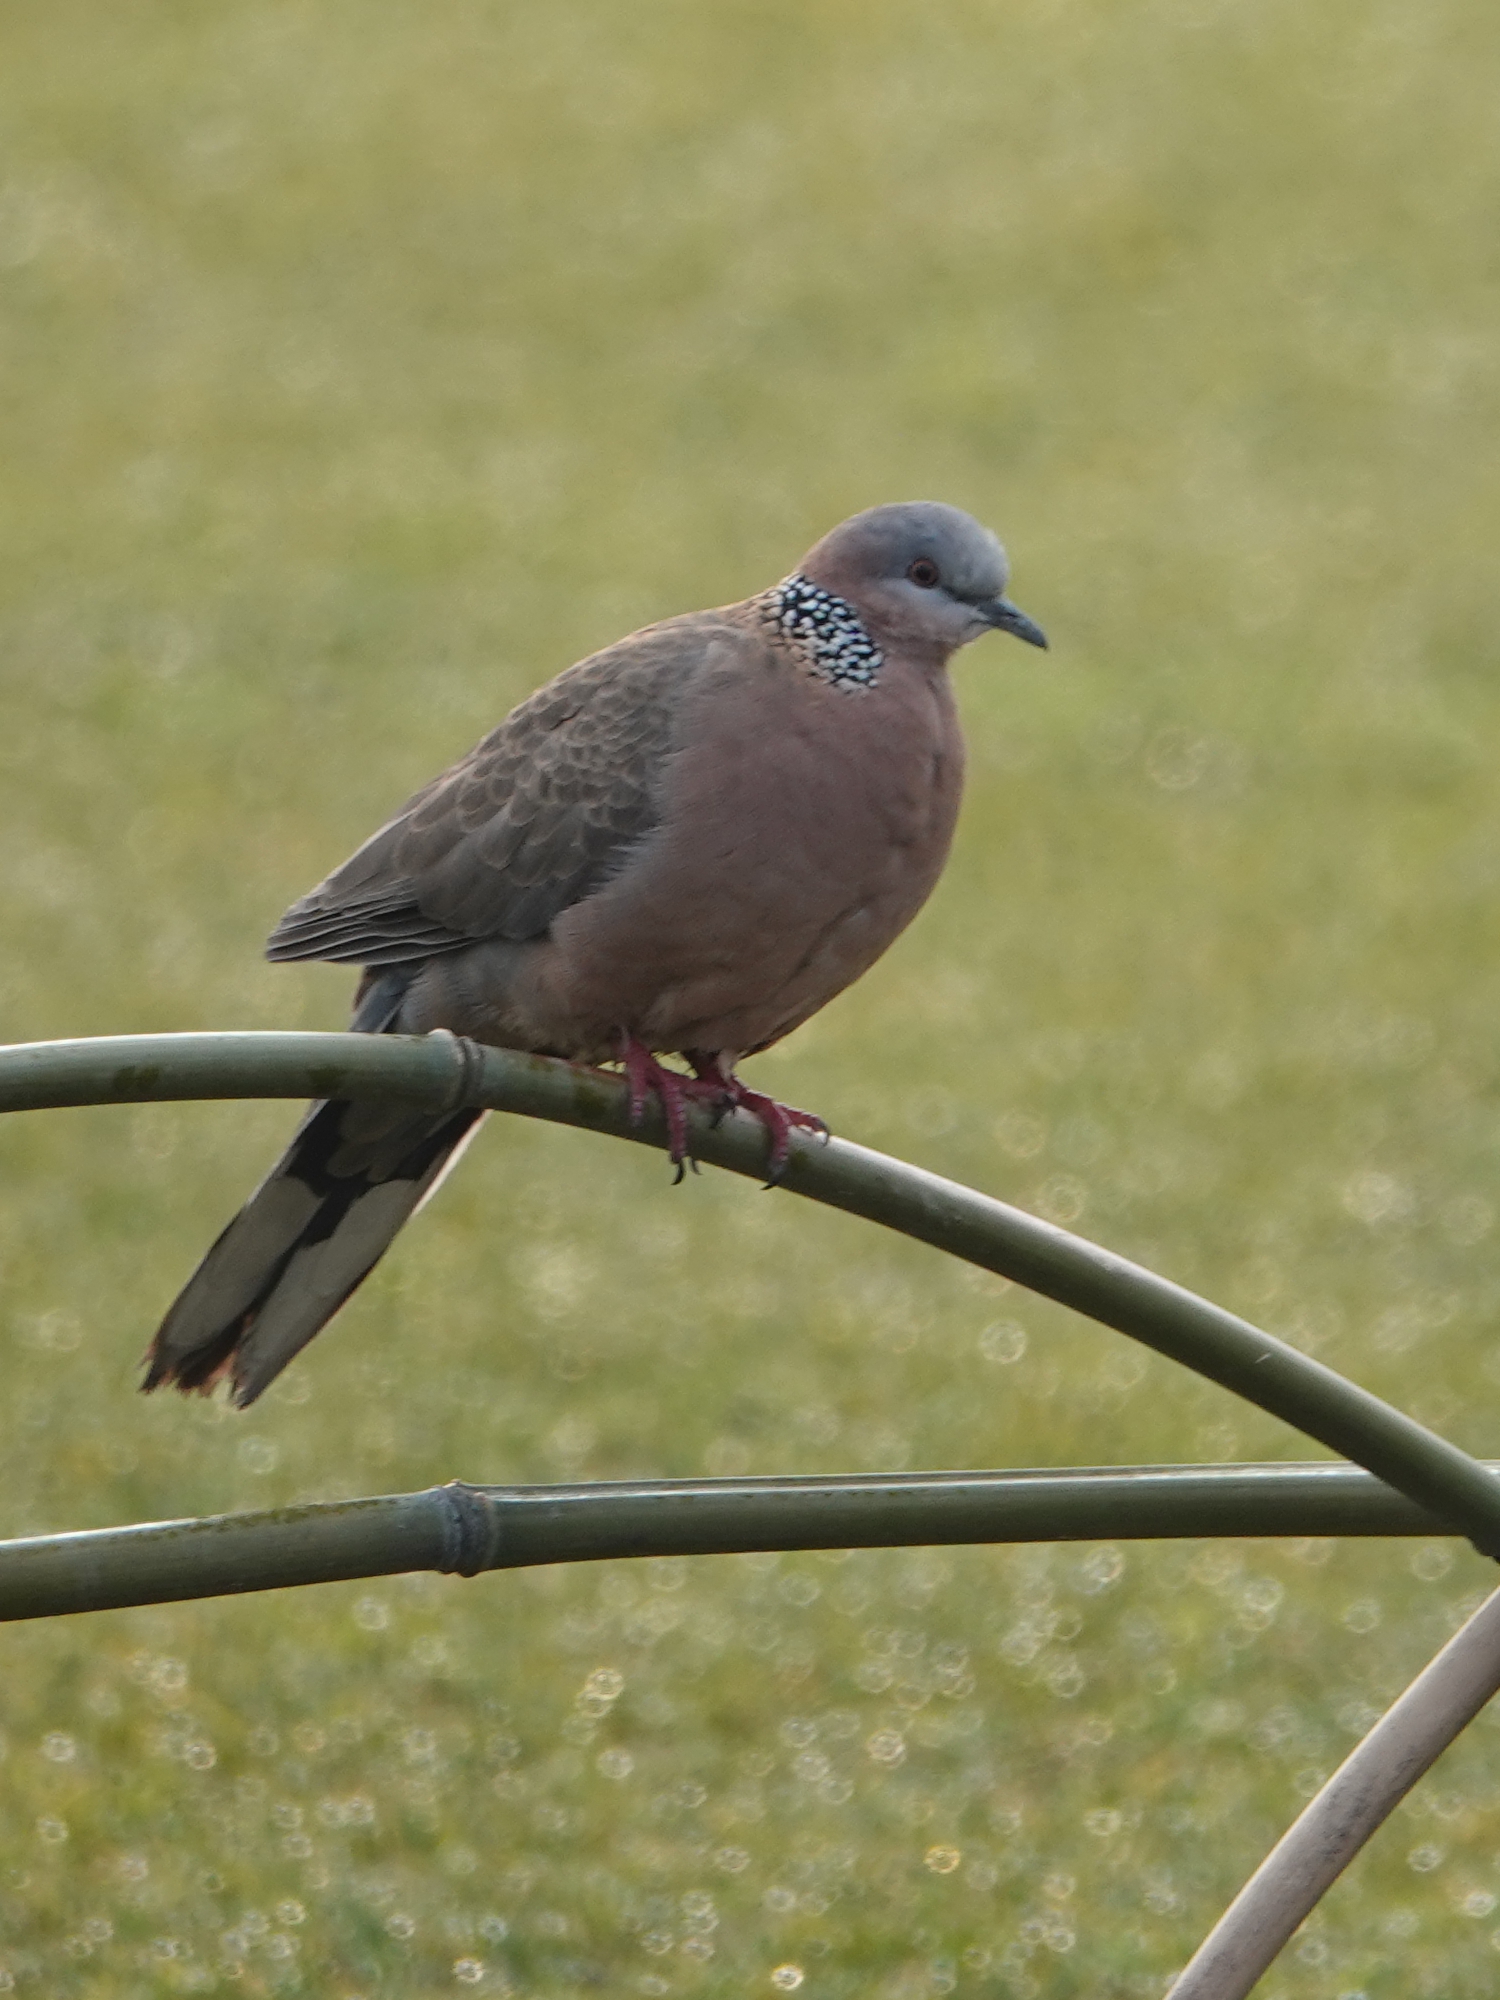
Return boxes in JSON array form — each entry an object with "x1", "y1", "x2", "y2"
[{"x1": 540, "y1": 646, "x2": 967, "y2": 1057}]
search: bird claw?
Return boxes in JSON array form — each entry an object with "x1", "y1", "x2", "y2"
[{"x1": 736, "y1": 1089, "x2": 828, "y2": 1185}]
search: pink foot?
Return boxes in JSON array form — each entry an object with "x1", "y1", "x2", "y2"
[
  {"x1": 617, "y1": 1033, "x2": 720, "y2": 1182},
  {"x1": 687, "y1": 1052, "x2": 829, "y2": 1184}
]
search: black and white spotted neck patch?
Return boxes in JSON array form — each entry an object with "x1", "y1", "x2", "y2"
[{"x1": 768, "y1": 573, "x2": 884, "y2": 690}]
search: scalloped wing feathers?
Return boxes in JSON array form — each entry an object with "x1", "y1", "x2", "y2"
[{"x1": 266, "y1": 613, "x2": 731, "y2": 967}]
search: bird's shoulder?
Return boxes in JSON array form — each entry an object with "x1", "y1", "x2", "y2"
[{"x1": 434, "y1": 607, "x2": 751, "y2": 819}]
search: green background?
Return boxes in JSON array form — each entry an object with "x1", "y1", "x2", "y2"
[{"x1": 4, "y1": 1, "x2": 1500, "y2": 1993}]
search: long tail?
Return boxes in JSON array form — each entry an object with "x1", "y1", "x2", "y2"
[{"x1": 142, "y1": 976, "x2": 482, "y2": 1408}]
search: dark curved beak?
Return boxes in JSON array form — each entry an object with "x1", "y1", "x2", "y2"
[{"x1": 981, "y1": 597, "x2": 1048, "y2": 649}]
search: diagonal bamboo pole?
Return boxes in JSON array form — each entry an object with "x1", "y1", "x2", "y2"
[
  {"x1": 0, "y1": 1462, "x2": 1484, "y2": 1624},
  {"x1": 3, "y1": 1030, "x2": 1499, "y2": 1554},
  {"x1": 1168, "y1": 1580, "x2": 1500, "y2": 1999}
]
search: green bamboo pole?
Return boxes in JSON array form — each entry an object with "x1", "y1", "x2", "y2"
[
  {"x1": 0, "y1": 1462, "x2": 1482, "y2": 1624},
  {"x1": 3, "y1": 1030, "x2": 1499, "y2": 1556}
]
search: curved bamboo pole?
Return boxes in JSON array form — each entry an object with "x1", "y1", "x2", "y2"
[
  {"x1": 0, "y1": 1462, "x2": 1480, "y2": 1625},
  {"x1": 3, "y1": 1030, "x2": 1500, "y2": 1553}
]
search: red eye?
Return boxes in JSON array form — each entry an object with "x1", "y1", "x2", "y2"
[{"x1": 907, "y1": 557, "x2": 940, "y2": 588}]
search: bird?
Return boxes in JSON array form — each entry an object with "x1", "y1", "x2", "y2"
[{"x1": 143, "y1": 501, "x2": 1047, "y2": 1407}]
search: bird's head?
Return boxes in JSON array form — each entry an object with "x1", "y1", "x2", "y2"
[{"x1": 798, "y1": 501, "x2": 1047, "y2": 663}]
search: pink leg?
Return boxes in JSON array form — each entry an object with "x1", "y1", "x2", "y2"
[{"x1": 686, "y1": 1052, "x2": 829, "y2": 1184}]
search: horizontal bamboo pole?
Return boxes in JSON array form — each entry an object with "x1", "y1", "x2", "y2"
[
  {"x1": 0, "y1": 1462, "x2": 1485, "y2": 1624},
  {"x1": 3, "y1": 1031, "x2": 1500, "y2": 1558}
]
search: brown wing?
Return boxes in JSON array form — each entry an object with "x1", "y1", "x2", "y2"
[{"x1": 267, "y1": 614, "x2": 729, "y2": 967}]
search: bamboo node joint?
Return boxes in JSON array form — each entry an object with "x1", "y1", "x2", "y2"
[
  {"x1": 427, "y1": 1029, "x2": 488, "y2": 1116},
  {"x1": 437, "y1": 1481, "x2": 497, "y2": 1576}
]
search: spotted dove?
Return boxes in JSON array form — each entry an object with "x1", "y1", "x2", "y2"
[{"x1": 144, "y1": 502, "x2": 1046, "y2": 1405}]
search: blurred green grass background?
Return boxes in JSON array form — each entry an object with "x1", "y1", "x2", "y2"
[{"x1": 4, "y1": 0, "x2": 1500, "y2": 1993}]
